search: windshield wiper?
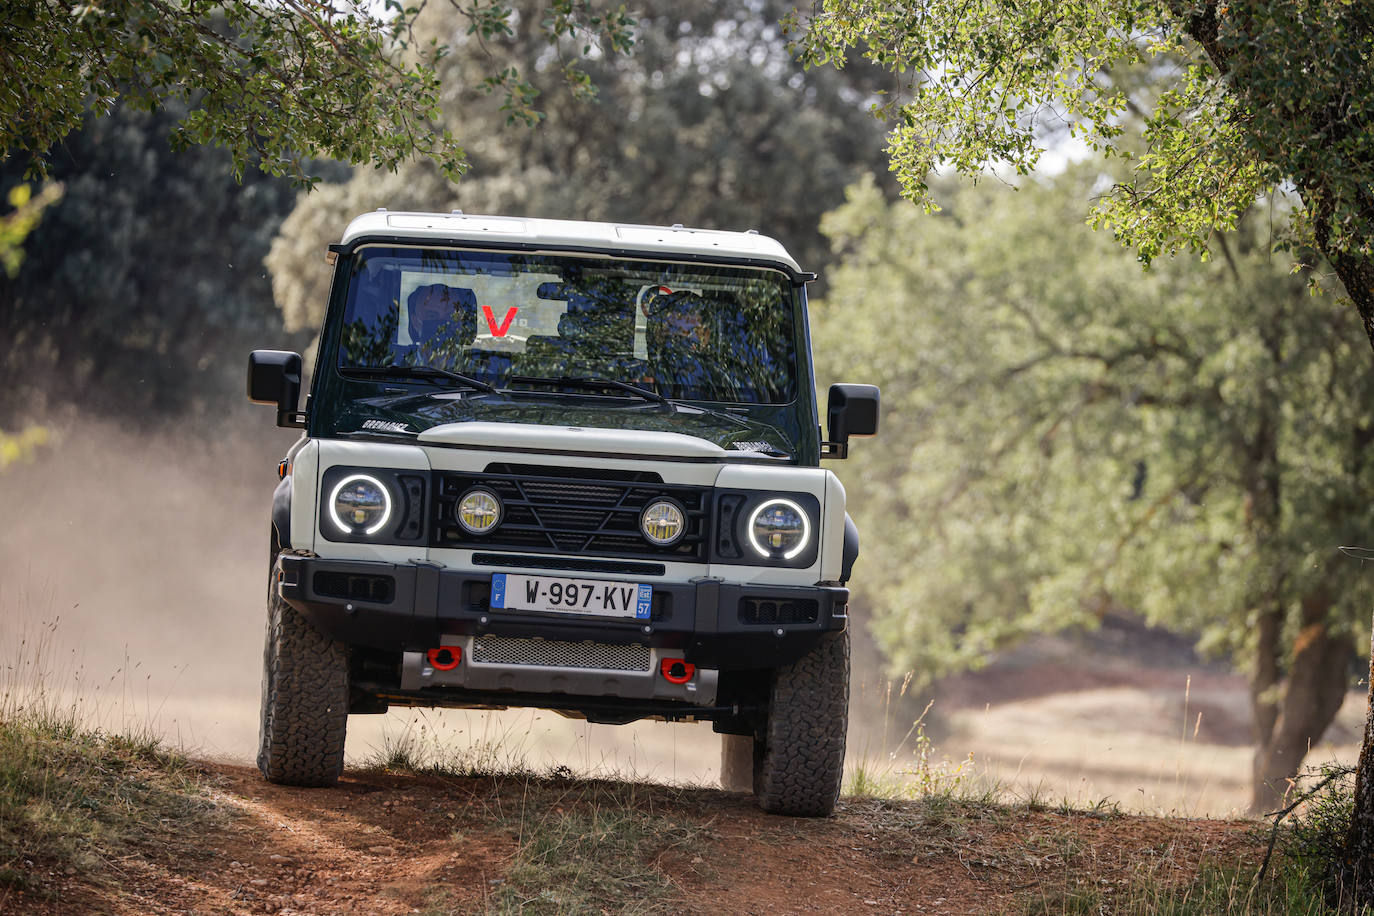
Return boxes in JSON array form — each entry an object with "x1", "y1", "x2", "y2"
[
  {"x1": 505, "y1": 375, "x2": 670, "y2": 406},
  {"x1": 662, "y1": 400, "x2": 795, "y2": 454},
  {"x1": 501, "y1": 374, "x2": 793, "y2": 455},
  {"x1": 340, "y1": 365, "x2": 497, "y2": 394}
]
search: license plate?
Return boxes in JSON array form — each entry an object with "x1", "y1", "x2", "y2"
[{"x1": 490, "y1": 573, "x2": 652, "y2": 619}]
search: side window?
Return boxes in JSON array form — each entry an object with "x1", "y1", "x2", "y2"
[{"x1": 339, "y1": 263, "x2": 401, "y2": 366}]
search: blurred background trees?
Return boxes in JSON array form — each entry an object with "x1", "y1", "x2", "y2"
[
  {"x1": 266, "y1": 0, "x2": 894, "y2": 333},
  {"x1": 0, "y1": 182, "x2": 60, "y2": 466},
  {"x1": 812, "y1": 168, "x2": 1374, "y2": 811},
  {"x1": 0, "y1": 98, "x2": 313, "y2": 422}
]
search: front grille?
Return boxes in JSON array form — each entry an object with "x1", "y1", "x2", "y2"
[
  {"x1": 435, "y1": 466, "x2": 710, "y2": 562},
  {"x1": 739, "y1": 597, "x2": 819, "y2": 625},
  {"x1": 470, "y1": 637, "x2": 651, "y2": 672},
  {"x1": 313, "y1": 572, "x2": 395, "y2": 604}
]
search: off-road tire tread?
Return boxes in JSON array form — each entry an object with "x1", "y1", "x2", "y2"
[
  {"x1": 258, "y1": 559, "x2": 349, "y2": 787},
  {"x1": 756, "y1": 630, "x2": 849, "y2": 817}
]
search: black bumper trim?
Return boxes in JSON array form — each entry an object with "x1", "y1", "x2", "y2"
[{"x1": 277, "y1": 555, "x2": 847, "y2": 671}]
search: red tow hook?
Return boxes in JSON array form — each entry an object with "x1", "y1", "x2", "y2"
[
  {"x1": 660, "y1": 657, "x2": 695, "y2": 684},
  {"x1": 427, "y1": 646, "x2": 462, "y2": 671}
]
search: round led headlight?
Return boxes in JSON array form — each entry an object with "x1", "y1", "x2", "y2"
[
  {"x1": 456, "y1": 487, "x2": 502, "y2": 535},
  {"x1": 747, "y1": 499, "x2": 812, "y2": 560},
  {"x1": 329, "y1": 475, "x2": 393, "y2": 536},
  {"x1": 640, "y1": 499, "x2": 686, "y2": 546}
]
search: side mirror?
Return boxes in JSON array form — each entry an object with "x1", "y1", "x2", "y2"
[
  {"x1": 822, "y1": 383, "x2": 880, "y2": 459},
  {"x1": 248, "y1": 350, "x2": 306, "y2": 428}
]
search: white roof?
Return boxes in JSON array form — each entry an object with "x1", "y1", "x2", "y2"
[{"x1": 338, "y1": 210, "x2": 804, "y2": 274}]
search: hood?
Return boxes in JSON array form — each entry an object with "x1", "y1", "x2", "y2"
[{"x1": 417, "y1": 420, "x2": 731, "y2": 459}]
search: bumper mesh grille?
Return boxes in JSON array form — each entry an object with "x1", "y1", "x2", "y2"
[
  {"x1": 470, "y1": 637, "x2": 652, "y2": 672},
  {"x1": 739, "y1": 597, "x2": 819, "y2": 625},
  {"x1": 312, "y1": 571, "x2": 395, "y2": 604}
]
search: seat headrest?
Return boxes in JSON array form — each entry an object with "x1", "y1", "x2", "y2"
[{"x1": 408, "y1": 284, "x2": 478, "y2": 345}]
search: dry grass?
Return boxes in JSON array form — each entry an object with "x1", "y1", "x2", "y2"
[{"x1": 0, "y1": 614, "x2": 224, "y2": 908}]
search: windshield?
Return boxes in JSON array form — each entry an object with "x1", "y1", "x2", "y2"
[{"x1": 336, "y1": 246, "x2": 798, "y2": 403}]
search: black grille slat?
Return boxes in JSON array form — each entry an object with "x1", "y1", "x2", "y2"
[
  {"x1": 553, "y1": 533, "x2": 591, "y2": 552},
  {"x1": 436, "y1": 468, "x2": 708, "y2": 561},
  {"x1": 592, "y1": 534, "x2": 657, "y2": 551},
  {"x1": 532, "y1": 507, "x2": 614, "y2": 529},
  {"x1": 521, "y1": 481, "x2": 623, "y2": 505}
]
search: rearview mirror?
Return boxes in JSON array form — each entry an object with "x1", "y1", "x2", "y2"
[
  {"x1": 247, "y1": 350, "x2": 306, "y2": 428},
  {"x1": 822, "y1": 383, "x2": 880, "y2": 459}
]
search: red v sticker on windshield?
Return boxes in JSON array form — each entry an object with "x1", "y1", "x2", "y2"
[{"x1": 482, "y1": 305, "x2": 518, "y2": 337}]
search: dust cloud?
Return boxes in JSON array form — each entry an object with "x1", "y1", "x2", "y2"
[{"x1": 0, "y1": 415, "x2": 718, "y2": 783}]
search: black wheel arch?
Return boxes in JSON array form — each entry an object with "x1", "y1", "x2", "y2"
[
  {"x1": 841, "y1": 512, "x2": 859, "y2": 583},
  {"x1": 271, "y1": 473, "x2": 292, "y2": 551}
]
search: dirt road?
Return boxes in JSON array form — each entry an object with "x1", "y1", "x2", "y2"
[{"x1": 15, "y1": 761, "x2": 1265, "y2": 915}]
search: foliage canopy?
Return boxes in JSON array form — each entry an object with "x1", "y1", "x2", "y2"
[
  {"x1": 789, "y1": 1, "x2": 1374, "y2": 343},
  {"x1": 0, "y1": 0, "x2": 633, "y2": 186}
]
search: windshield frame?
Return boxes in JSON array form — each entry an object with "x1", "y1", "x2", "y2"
[{"x1": 307, "y1": 240, "x2": 823, "y2": 465}]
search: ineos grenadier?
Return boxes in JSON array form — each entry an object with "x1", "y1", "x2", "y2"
[{"x1": 247, "y1": 212, "x2": 878, "y2": 816}]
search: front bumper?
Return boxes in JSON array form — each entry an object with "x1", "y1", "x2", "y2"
[{"x1": 276, "y1": 554, "x2": 847, "y2": 671}]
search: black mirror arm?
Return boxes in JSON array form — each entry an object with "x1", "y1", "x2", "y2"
[
  {"x1": 277, "y1": 405, "x2": 307, "y2": 429},
  {"x1": 820, "y1": 439, "x2": 851, "y2": 459}
]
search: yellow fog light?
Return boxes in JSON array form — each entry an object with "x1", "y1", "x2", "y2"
[
  {"x1": 457, "y1": 487, "x2": 502, "y2": 535},
  {"x1": 640, "y1": 499, "x2": 686, "y2": 546}
]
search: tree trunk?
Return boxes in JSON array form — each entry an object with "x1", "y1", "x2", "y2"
[
  {"x1": 1250, "y1": 602, "x2": 1281, "y2": 749},
  {"x1": 1249, "y1": 588, "x2": 1350, "y2": 813},
  {"x1": 1346, "y1": 628, "x2": 1374, "y2": 900},
  {"x1": 1308, "y1": 184, "x2": 1374, "y2": 358}
]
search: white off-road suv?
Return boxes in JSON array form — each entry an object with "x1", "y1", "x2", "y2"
[{"x1": 247, "y1": 212, "x2": 878, "y2": 816}]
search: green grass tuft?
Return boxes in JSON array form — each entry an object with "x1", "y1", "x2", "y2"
[
  {"x1": 1025, "y1": 860, "x2": 1340, "y2": 916},
  {"x1": 0, "y1": 714, "x2": 220, "y2": 901},
  {"x1": 361, "y1": 716, "x2": 540, "y2": 780},
  {"x1": 490, "y1": 800, "x2": 705, "y2": 914}
]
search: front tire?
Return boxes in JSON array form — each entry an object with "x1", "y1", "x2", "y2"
[
  {"x1": 257, "y1": 555, "x2": 349, "y2": 786},
  {"x1": 755, "y1": 629, "x2": 849, "y2": 817}
]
